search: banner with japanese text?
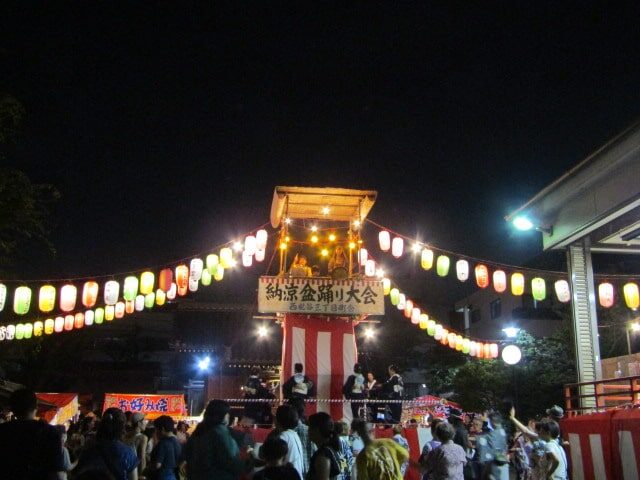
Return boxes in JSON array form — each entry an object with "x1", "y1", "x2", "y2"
[
  {"x1": 103, "y1": 393, "x2": 186, "y2": 419},
  {"x1": 258, "y1": 276, "x2": 384, "y2": 315}
]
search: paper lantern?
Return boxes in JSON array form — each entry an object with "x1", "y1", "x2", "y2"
[
  {"x1": 511, "y1": 273, "x2": 525, "y2": 296},
  {"x1": 436, "y1": 255, "x2": 450, "y2": 277},
  {"x1": 105, "y1": 305, "x2": 115, "y2": 321},
  {"x1": 85, "y1": 310, "x2": 94, "y2": 326},
  {"x1": 140, "y1": 271, "x2": 155, "y2": 295},
  {"x1": 242, "y1": 251, "x2": 253, "y2": 267},
  {"x1": 115, "y1": 302, "x2": 125, "y2": 319},
  {"x1": 382, "y1": 278, "x2": 391, "y2": 295},
  {"x1": 158, "y1": 268, "x2": 173, "y2": 292},
  {"x1": 477, "y1": 343, "x2": 485, "y2": 358},
  {"x1": 175, "y1": 265, "x2": 189, "y2": 296},
  {"x1": 220, "y1": 248, "x2": 233, "y2": 269},
  {"x1": 190, "y1": 258, "x2": 204, "y2": 281},
  {"x1": 135, "y1": 295, "x2": 145, "y2": 311},
  {"x1": 255, "y1": 249, "x2": 266, "y2": 262},
  {"x1": 404, "y1": 301, "x2": 414, "y2": 319},
  {"x1": 419, "y1": 314, "x2": 428, "y2": 329},
  {"x1": 379, "y1": 231, "x2": 391, "y2": 251},
  {"x1": 201, "y1": 269, "x2": 212, "y2": 286},
  {"x1": 0, "y1": 284, "x2": 6, "y2": 311},
  {"x1": 104, "y1": 280, "x2": 120, "y2": 305},
  {"x1": 244, "y1": 235, "x2": 257, "y2": 256},
  {"x1": 532, "y1": 277, "x2": 546, "y2": 301},
  {"x1": 469, "y1": 341, "x2": 477, "y2": 356},
  {"x1": 24, "y1": 324, "x2": 34, "y2": 339},
  {"x1": 456, "y1": 260, "x2": 469, "y2": 281},
  {"x1": 440, "y1": 329, "x2": 449, "y2": 345},
  {"x1": 125, "y1": 300, "x2": 135, "y2": 314},
  {"x1": 155, "y1": 289, "x2": 166, "y2": 306},
  {"x1": 167, "y1": 283, "x2": 177, "y2": 300},
  {"x1": 598, "y1": 282, "x2": 615, "y2": 308},
  {"x1": 74, "y1": 313, "x2": 85, "y2": 329},
  {"x1": 64, "y1": 315, "x2": 74, "y2": 331},
  {"x1": 0, "y1": 326, "x2": 6, "y2": 341},
  {"x1": 256, "y1": 229, "x2": 268, "y2": 250},
  {"x1": 13, "y1": 286, "x2": 32, "y2": 315},
  {"x1": 427, "y1": 320, "x2": 436, "y2": 336},
  {"x1": 365, "y1": 259, "x2": 376, "y2": 277},
  {"x1": 44, "y1": 319, "x2": 54, "y2": 334},
  {"x1": 391, "y1": 237, "x2": 404, "y2": 258},
  {"x1": 59, "y1": 284, "x2": 77, "y2": 312},
  {"x1": 206, "y1": 255, "x2": 219, "y2": 274},
  {"x1": 490, "y1": 343, "x2": 499, "y2": 359},
  {"x1": 447, "y1": 332, "x2": 456, "y2": 347},
  {"x1": 390, "y1": 288, "x2": 400, "y2": 305},
  {"x1": 421, "y1": 249, "x2": 434, "y2": 270},
  {"x1": 484, "y1": 343, "x2": 492, "y2": 359},
  {"x1": 397, "y1": 294, "x2": 406, "y2": 310},
  {"x1": 54, "y1": 316, "x2": 64, "y2": 332},
  {"x1": 6, "y1": 325, "x2": 15, "y2": 340},
  {"x1": 462, "y1": 339, "x2": 471, "y2": 354},
  {"x1": 359, "y1": 248, "x2": 368, "y2": 266},
  {"x1": 493, "y1": 270, "x2": 507, "y2": 293},
  {"x1": 214, "y1": 265, "x2": 224, "y2": 281},
  {"x1": 624, "y1": 282, "x2": 640, "y2": 309},
  {"x1": 145, "y1": 293, "x2": 155, "y2": 309},
  {"x1": 82, "y1": 281, "x2": 99, "y2": 307},
  {"x1": 94, "y1": 307, "x2": 105, "y2": 324},
  {"x1": 434, "y1": 324, "x2": 443, "y2": 340},
  {"x1": 188, "y1": 278, "x2": 199, "y2": 292},
  {"x1": 123, "y1": 276, "x2": 139, "y2": 302},
  {"x1": 15, "y1": 324, "x2": 25, "y2": 340},
  {"x1": 475, "y1": 264, "x2": 490, "y2": 289},
  {"x1": 554, "y1": 280, "x2": 571, "y2": 303},
  {"x1": 39, "y1": 285, "x2": 56, "y2": 312}
]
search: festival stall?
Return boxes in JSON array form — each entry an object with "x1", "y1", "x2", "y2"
[
  {"x1": 36, "y1": 393, "x2": 78, "y2": 425},
  {"x1": 103, "y1": 393, "x2": 187, "y2": 419},
  {"x1": 403, "y1": 394, "x2": 462, "y2": 422}
]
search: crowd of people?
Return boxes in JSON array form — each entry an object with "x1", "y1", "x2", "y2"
[{"x1": 0, "y1": 380, "x2": 569, "y2": 480}]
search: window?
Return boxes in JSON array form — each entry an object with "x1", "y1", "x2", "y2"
[{"x1": 490, "y1": 298, "x2": 502, "y2": 320}]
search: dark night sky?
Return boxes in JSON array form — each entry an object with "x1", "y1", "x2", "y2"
[{"x1": 3, "y1": 2, "x2": 640, "y2": 283}]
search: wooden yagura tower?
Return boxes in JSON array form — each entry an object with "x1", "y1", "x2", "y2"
[{"x1": 258, "y1": 187, "x2": 384, "y2": 420}]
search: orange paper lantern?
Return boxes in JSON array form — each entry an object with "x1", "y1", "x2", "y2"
[
  {"x1": 82, "y1": 281, "x2": 99, "y2": 308},
  {"x1": 475, "y1": 264, "x2": 490, "y2": 289}
]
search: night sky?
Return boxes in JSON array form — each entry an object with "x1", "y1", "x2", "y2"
[{"x1": 3, "y1": 3, "x2": 640, "y2": 284}]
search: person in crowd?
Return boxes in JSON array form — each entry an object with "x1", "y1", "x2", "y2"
[
  {"x1": 510, "y1": 421, "x2": 533, "y2": 480},
  {"x1": 290, "y1": 254, "x2": 312, "y2": 277},
  {"x1": 391, "y1": 424, "x2": 410, "y2": 477},
  {"x1": 447, "y1": 408, "x2": 470, "y2": 451},
  {"x1": 288, "y1": 397, "x2": 316, "y2": 476},
  {"x1": 419, "y1": 418, "x2": 443, "y2": 480},
  {"x1": 176, "y1": 421, "x2": 190, "y2": 445},
  {"x1": 545, "y1": 405, "x2": 569, "y2": 447},
  {"x1": 366, "y1": 372, "x2": 379, "y2": 422},
  {"x1": 381, "y1": 365, "x2": 404, "y2": 423},
  {"x1": 343, "y1": 363, "x2": 366, "y2": 420},
  {"x1": 253, "y1": 437, "x2": 302, "y2": 480},
  {"x1": 184, "y1": 399, "x2": 252, "y2": 480},
  {"x1": 336, "y1": 421, "x2": 354, "y2": 480},
  {"x1": 476, "y1": 412, "x2": 509, "y2": 480},
  {"x1": 149, "y1": 415, "x2": 181, "y2": 480},
  {"x1": 351, "y1": 418, "x2": 408, "y2": 480},
  {"x1": 423, "y1": 421, "x2": 467, "y2": 480},
  {"x1": 328, "y1": 245, "x2": 348, "y2": 274},
  {"x1": 269, "y1": 404, "x2": 305, "y2": 479},
  {"x1": 312, "y1": 265, "x2": 321, "y2": 277},
  {"x1": 75, "y1": 407, "x2": 139, "y2": 480},
  {"x1": 307, "y1": 412, "x2": 346, "y2": 480},
  {"x1": 0, "y1": 388, "x2": 66, "y2": 480},
  {"x1": 243, "y1": 367, "x2": 273, "y2": 426},
  {"x1": 55, "y1": 424, "x2": 76, "y2": 479},
  {"x1": 283, "y1": 363, "x2": 315, "y2": 400},
  {"x1": 538, "y1": 420, "x2": 567, "y2": 480},
  {"x1": 125, "y1": 412, "x2": 148, "y2": 477}
]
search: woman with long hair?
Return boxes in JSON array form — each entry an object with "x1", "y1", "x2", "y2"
[
  {"x1": 75, "y1": 407, "x2": 139, "y2": 480},
  {"x1": 184, "y1": 399, "x2": 251, "y2": 480},
  {"x1": 307, "y1": 412, "x2": 344, "y2": 480}
]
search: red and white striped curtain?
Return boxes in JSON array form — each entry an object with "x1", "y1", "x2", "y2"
[{"x1": 281, "y1": 313, "x2": 357, "y2": 421}]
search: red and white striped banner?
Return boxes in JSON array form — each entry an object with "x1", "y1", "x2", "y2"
[{"x1": 281, "y1": 313, "x2": 357, "y2": 420}]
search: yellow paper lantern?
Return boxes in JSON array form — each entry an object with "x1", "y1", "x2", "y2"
[
  {"x1": 511, "y1": 273, "x2": 525, "y2": 296},
  {"x1": 382, "y1": 278, "x2": 391, "y2": 296},
  {"x1": 206, "y1": 254, "x2": 219, "y2": 274},
  {"x1": 455, "y1": 335, "x2": 464, "y2": 351},
  {"x1": 421, "y1": 249, "x2": 434, "y2": 270},
  {"x1": 156, "y1": 289, "x2": 166, "y2": 306},
  {"x1": 214, "y1": 265, "x2": 224, "y2": 282},
  {"x1": 59, "y1": 284, "x2": 78, "y2": 312},
  {"x1": 39, "y1": 285, "x2": 56, "y2": 312},
  {"x1": 44, "y1": 318, "x2": 55, "y2": 334},
  {"x1": 419, "y1": 314, "x2": 429, "y2": 329},
  {"x1": 105, "y1": 305, "x2": 115, "y2": 321},
  {"x1": 220, "y1": 247, "x2": 233, "y2": 269},
  {"x1": 598, "y1": 282, "x2": 615, "y2": 308},
  {"x1": 140, "y1": 271, "x2": 155, "y2": 295},
  {"x1": 14, "y1": 286, "x2": 32, "y2": 315},
  {"x1": 624, "y1": 282, "x2": 639, "y2": 309}
]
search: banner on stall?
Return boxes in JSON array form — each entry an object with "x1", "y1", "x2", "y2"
[
  {"x1": 103, "y1": 393, "x2": 186, "y2": 419},
  {"x1": 258, "y1": 276, "x2": 384, "y2": 315}
]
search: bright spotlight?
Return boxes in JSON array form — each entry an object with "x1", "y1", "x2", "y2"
[
  {"x1": 257, "y1": 325, "x2": 269, "y2": 338},
  {"x1": 284, "y1": 217, "x2": 292, "y2": 224},
  {"x1": 232, "y1": 241, "x2": 243, "y2": 252},
  {"x1": 364, "y1": 327, "x2": 375, "y2": 339},
  {"x1": 501, "y1": 345, "x2": 522, "y2": 365},
  {"x1": 502, "y1": 327, "x2": 521, "y2": 338},
  {"x1": 412, "y1": 244, "x2": 421, "y2": 253},
  {"x1": 513, "y1": 216, "x2": 534, "y2": 231},
  {"x1": 375, "y1": 269, "x2": 385, "y2": 278},
  {"x1": 328, "y1": 233, "x2": 336, "y2": 242},
  {"x1": 311, "y1": 225, "x2": 318, "y2": 232},
  {"x1": 631, "y1": 322, "x2": 640, "y2": 332},
  {"x1": 353, "y1": 220, "x2": 361, "y2": 228},
  {"x1": 321, "y1": 248, "x2": 329, "y2": 257},
  {"x1": 322, "y1": 207, "x2": 330, "y2": 215},
  {"x1": 198, "y1": 356, "x2": 211, "y2": 371}
]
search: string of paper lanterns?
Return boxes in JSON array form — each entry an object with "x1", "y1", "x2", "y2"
[
  {"x1": 0, "y1": 225, "x2": 273, "y2": 342},
  {"x1": 370, "y1": 221, "x2": 639, "y2": 310}
]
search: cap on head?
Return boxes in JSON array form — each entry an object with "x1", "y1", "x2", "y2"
[{"x1": 546, "y1": 405, "x2": 564, "y2": 418}]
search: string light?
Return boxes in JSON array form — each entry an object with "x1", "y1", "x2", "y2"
[
  {"x1": 284, "y1": 218, "x2": 291, "y2": 224},
  {"x1": 322, "y1": 207, "x2": 330, "y2": 215},
  {"x1": 411, "y1": 244, "x2": 421, "y2": 253},
  {"x1": 232, "y1": 241, "x2": 243, "y2": 252},
  {"x1": 311, "y1": 225, "x2": 318, "y2": 232},
  {"x1": 328, "y1": 233, "x2": 336, "y2": 242},
  {"x1": 311, "y1": 235, "x2": 319, "y2": 244},
  {"x1": 321, "y1": 249, "x2": 329, "y2": 257}
]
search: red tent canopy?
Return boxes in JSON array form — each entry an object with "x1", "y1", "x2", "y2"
[{"x1": 36, "y1": 393, "x2": 78, "y2": 424}]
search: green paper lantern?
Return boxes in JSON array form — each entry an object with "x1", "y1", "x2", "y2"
[
  {"x1": 123, "y1": 276, "x2": 139, "y2": 302},
  {"x1": 201, "y1": 269, "x2": 212, "y2": 286},
  {"x1": 214, "y1": 264, "x2": 224, "y2": 281},
  {"x1": 436, "y1": 255, "x2": 450, "y2": 277},
  {"x1": 144, "y1": 292, "x2": 155, "y2": 309},
  {"x1": 532, "y1": 277, "x2": 546, "y2": 301},
  {"x1": 390, "y1": 288, "x2": 400, "y2": 306},
  {"x1": 95, "y1": 307, "x2": 105, "y2": 324},
  {"x1": 13, "y1": 286, "x2": 32, "y2": 315},
  {"x1": 206, "y1": 254, "x2": 219, "y2": 274}
]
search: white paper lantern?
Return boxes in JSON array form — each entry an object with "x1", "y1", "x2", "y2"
[
  {"x1": 104, "y1": 280, "x2": 120, "y2": 306},
  {"x1": 379, "y1": 231, "x2": 391, "y2": 251},
  {"x1": 391, "y1": 237, "x2": 404, "y2": 258},
  {"x1": 365, "y1": 259, "x2": 376, "y2": 277},
  {"x1": 359, "y1": 248, "x2": 368, "y2": 266},
  {"x1": 456, "y1": 260, "x2": 469, "y2": 281},
  {"x1": 244, "y1": 235, "x2": 257, "y2": 256},
  {"x1": 242, "y1": 251, "x2": 253, "y2": 267},
  {"x1": 256, "y1": 229, "x2": 268, "y2": 250},
  {"x1": 255, "y1": 249, "x2": 266, "y2": 262},
  {"x1": 190, "y1": 258, "x2": 204, "y2": 281}
]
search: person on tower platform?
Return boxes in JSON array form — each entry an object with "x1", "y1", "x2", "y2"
[
  {"x1": 381, "y1": 364, "x2": 404, "y2": 424},
  {"x1": 283, "y1": 363, "x2": 315, "y2": 400},
  {"x1": 343, "y1": 363, "x2": 366, "y2": 419}
]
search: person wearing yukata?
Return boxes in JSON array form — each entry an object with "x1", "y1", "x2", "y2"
[
  {"x1": 283, "y1": 363, "x2": 315, "y2": 400},
  {"x1": 343, "y1": 363, "x2": 366, "y2": 420},
  {"x1": 381, "y1": 365, "x2": 404, "y2": 424}
]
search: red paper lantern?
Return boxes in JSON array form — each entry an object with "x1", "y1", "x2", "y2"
[
  {"x1": 159, "y1": 268, "x2": 173, "y2": 292},
  {"x1": 74, "y1": 313, "x2": 85, "y2": 329},
  {"x1": 175, "y1": 265, "x2": 189, "y2": 296},
  {"x1": 475, "y1": 264, "x2": 490, "y2": 289}
]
